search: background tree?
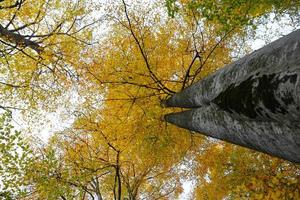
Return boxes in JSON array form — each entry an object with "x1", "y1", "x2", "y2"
[
  {"x1": 0, "y1": 0, "x2": 99, "y2": 111},
  {"x1": 0, "y1": 111, "x2": 33, "y2": 199},
  {"x1": 166, "y1": 0, "x2": 300, "y2": 33}
]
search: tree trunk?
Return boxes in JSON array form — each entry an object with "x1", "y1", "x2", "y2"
[
  {"x1": 0, "y1": 24, "x2": 42, "y2": 53},
  {"x1": 164, "y1": 29, "x2": 300, "y2": 163}
]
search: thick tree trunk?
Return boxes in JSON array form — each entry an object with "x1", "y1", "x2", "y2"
[
  {"x1": 164, "y1": 29, "x2": 300, "y2": 163},
  {"x1": 0, "y1": 24, "x2": 42, "y2": 53}
]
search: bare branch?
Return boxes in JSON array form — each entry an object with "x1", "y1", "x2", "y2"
[{"x1": 121, "y1": 0, "x2": 175, "y2": 95}]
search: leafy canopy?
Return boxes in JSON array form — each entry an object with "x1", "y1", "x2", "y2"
[{"x1": 0, "y1": 0, "x2": 299, "y2": 199}]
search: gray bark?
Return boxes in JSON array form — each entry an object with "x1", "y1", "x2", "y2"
[{"x1": 164, "y1": 29, "x2": 300, "y2": 163}]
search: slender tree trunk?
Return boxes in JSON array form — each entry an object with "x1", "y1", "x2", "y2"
[
  {"x1": 164, "y1": 29, "x2": 300, "y2": 163},
  {"x1": 94, "y1": 178, "x2": 103, "y2": 200}
]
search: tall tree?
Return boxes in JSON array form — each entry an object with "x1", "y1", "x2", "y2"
[{"x1": 164, "y1": 29, "x2": 300, "y2": 163}]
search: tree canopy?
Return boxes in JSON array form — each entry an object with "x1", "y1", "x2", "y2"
[{"x1": 0, "y1": 0, "x2": 299, "y2": 199}]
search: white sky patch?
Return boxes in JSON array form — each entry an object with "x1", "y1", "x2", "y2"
[
  {"x1": 12, "y1": 86, "x2": 83, "y2": 141},
  {"x1": 179, "y1": 179, "x2": 197, "y2": 200},
  {"x1": 248, "y1": 13, "x2": 300, "y2": 50}
]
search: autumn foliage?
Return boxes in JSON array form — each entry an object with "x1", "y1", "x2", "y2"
[{"x1": 0, "y1": 0, "x2": 299, "y2": 199}]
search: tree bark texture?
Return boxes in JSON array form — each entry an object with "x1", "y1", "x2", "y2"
[
  {"x1": 164, "y1": 29, "x2": 300, "y2": 163},
  {"x1": 0, "y1": 24, "x2": 42, "y2": 53}
]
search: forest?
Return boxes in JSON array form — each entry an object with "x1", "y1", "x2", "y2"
[{"x1": 0, "y1": 0, "x2": 300, "y2": 199}]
